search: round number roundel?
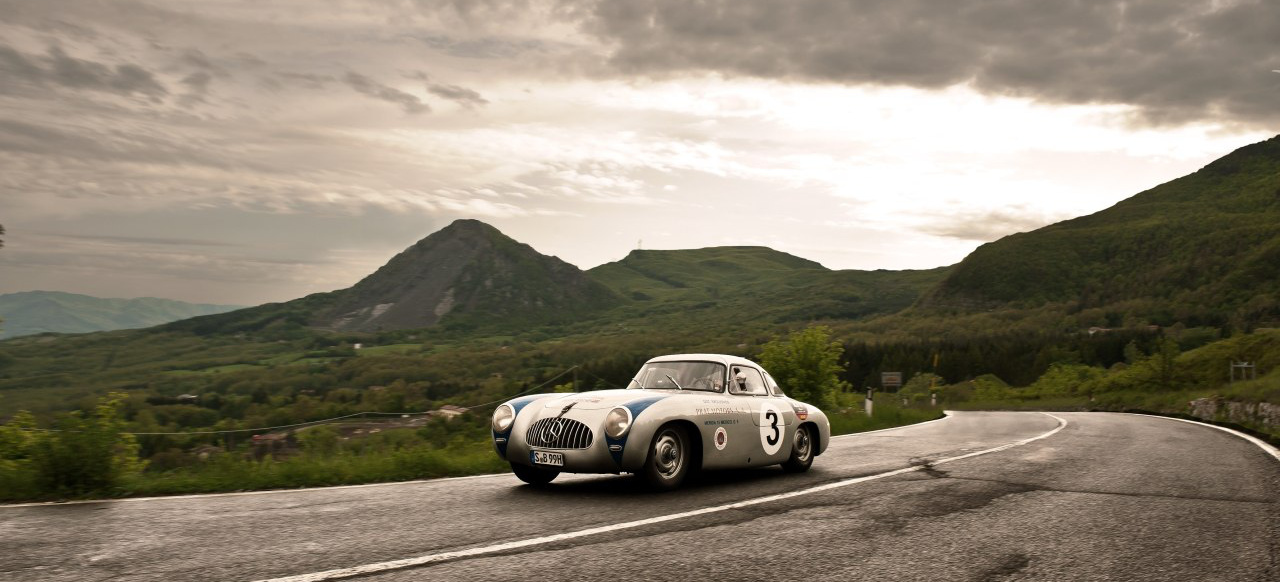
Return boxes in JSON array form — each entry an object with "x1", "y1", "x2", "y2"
[
  {"x1": 714, "y1": 427, "x2": 728, "y2": 451},
  {"x1": 758, "y1": 402, "x2": 783, "y2": 455}
]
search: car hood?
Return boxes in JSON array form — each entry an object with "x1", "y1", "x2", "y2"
[{"x1": 536, "y1": 389, "x2": 681, "y2": 411}]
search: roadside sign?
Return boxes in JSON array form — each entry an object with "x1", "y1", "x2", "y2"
[{"x1": 881, "y1": 372, "x2": 902, "y2": 390}]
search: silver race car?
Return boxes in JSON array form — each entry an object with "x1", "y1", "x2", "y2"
[{"x1": 491, "y1": 353, "x2": 832, "y2": 489}]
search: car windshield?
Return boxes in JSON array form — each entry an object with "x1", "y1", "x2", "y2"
[{"x1": 629, "y1": 361, "x2": 726, "y2": 392}]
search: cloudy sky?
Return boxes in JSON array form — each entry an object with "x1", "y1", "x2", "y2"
[{"x1": 1, "y1": 0, "x2": 1276, "y2": 306}]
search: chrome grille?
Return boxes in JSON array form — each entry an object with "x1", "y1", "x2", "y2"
[{"x1": 526, "y1": 418, "x2": 594, "y2": 449}]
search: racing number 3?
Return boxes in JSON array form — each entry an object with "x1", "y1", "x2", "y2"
[
  {"x1": 765, "y1": 410, "x2": 780, "y2": 446},
  {"x1": 758, "y1": 403, "x2": 784, "y2": 455}
]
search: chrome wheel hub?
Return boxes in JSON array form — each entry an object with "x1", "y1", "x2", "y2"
[
  {"x1": 654, "y1": 432, "x2": 683, "y2": 478},
  {"x1": 794, "y1": 428, "x2": 811, "y2": 461}
]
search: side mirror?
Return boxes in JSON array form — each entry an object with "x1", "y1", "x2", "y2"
[{"x1": 734, "y1": 373, "x2": 748, "y2": 390}]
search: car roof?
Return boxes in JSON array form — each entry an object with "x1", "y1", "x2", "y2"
[{"x1": 645, "y1": 353, "x2": 764, "y2": 370}]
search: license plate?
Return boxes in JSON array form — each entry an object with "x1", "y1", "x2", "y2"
[{"x1": 530, "y1": 450, "x2": 564, "y2": 467}]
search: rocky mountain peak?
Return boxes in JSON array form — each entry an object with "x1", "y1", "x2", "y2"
[{"x1": 313, "y1": 220, "x2": 618, "y2": 332}]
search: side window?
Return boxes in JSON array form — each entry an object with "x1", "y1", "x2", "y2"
[
  {"x1": 764, "y1": 372, "x2": 784, "y2": 396},
  {"x1": 730, "y1": 366, "x2": 768, "y2": 396}
]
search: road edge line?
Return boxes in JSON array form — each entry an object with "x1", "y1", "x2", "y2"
[
  {"x1": 1123, "y1": 413, "x2": 1280, "y2": 462},
  {"x1": 249, "y1": 412, "x2": 1068, "y2": 582}
]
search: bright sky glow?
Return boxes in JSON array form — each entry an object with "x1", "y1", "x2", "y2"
[{"x1": 0, "y1": 0, "x2": 1275, "y2": 305}]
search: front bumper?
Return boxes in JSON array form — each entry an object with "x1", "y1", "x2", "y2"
[{"x1": 503, "y1": 438, "x2": 624, "y2": 473}]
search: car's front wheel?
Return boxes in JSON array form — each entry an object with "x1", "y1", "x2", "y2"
[
  {"x1": 781, "y1": 424, "x2": 814, "y2": 473},
  {"x1": 640, "y1": 424, "x2": 691, "y2": 490},
  {"x1": 511, "y1": 462, "x2": 559, "y2": 485}
]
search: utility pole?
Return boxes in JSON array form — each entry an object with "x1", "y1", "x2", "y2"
[{"x1": 930, "y1": 353, "x2": 939, "y2": 407}]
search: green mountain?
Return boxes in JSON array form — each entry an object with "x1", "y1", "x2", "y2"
[
  {"x1": 922, "y1": 135, "x2": 1280, "y2": 329},
  {"x1": 0, "y1": 291, "x2": 242, "y2": 339},
  {"x1": 169, "y1": 219, "x2": 621, "y2": 335},
  {"x1": 588, "y1": 246, "x2": 946, "y2": 324}
]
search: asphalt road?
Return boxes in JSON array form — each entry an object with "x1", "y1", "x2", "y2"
[{"x1": 1, "y1": 412, "x2": 1276, "y2": 582}]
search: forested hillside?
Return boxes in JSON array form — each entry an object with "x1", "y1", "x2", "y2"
[{"x1": 924, "y1": 135, "x2": 1280, "y2": 330}]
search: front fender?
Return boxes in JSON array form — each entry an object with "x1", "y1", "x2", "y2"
[
  {"x1": 805, "y1": 407, "x2": 832, "y2": 456},
  {"x1": 616, "y1": 396, "x2": 699, "y2": 472}
]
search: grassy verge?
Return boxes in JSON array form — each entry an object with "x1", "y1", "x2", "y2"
[
  {"x1": 827, "y1": 399, "x2": 946, "y2": 435},
  {"x1": 121, "y1": 441, "x2": 508, "y2": 497}
]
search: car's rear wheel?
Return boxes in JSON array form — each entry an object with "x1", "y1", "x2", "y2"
[
  {"x1": 641, "y1": 424, "x2": 691, "y2": 490},
  {"x1": 781, "y1": 424, "x2": 814, "y2": 473},
  {"x1": 511, "y1": 462, "x2": 559, "y2": 485}
]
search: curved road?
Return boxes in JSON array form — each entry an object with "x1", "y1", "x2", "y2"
[{"x1": 1, "y1": 412, "x2": 1276, "y2": 582}]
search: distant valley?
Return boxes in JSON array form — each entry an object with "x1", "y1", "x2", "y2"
[{"x1": 0, "y1": 291, "x2": 244, "y2": 339}]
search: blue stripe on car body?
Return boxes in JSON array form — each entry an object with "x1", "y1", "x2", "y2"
[
  {"x1": 606, "y1": 395, "x2": 668, "y2": 465},
  {"x1": 493, "y1": 394, "x2": 550, "y2": 457}
]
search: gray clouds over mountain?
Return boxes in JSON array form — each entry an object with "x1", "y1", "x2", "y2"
[
  {"x1": 0, "y1": 0, "x2": 1273, "y2": 305},
  {"x1": 343, "y1": 72, "x2": 431, "y2": 114},
  {"x1": 0, "y1": 44, "x2": 167, "y2": 100},
  {"x1": 578, "y1": 0, "x2": 1280, "y2": 127}
]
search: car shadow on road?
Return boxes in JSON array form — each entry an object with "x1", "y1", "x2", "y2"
[{"x1": 506, "y1": 466, "x2": 824, "y2": 498}]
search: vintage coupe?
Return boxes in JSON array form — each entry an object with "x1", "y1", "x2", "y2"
[{"x1": 491, "y1": 353, "x2": 831, "y2": 489}]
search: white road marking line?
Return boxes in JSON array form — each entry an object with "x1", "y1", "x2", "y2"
[
  {"x1": 0, "y1": 473, "x2": 508, "y2": 509},
  {"x1": 251, "y1": 412, "x2": 1068, "y2": 582},
  {"x1": 1125, "y1": 413, "x2": 1280, "y2": 462}
]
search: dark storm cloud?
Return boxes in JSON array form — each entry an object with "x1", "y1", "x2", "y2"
[
  {"x1": 402, "y1": 70, "x2": 489, "y2": 107},
  {"x1": 276, "y1": 72, "x2": 337, "y2": 89},
  {"x1": 46, "y1": 46, "x2": 168, "y2": 98},
  {"x1": 427, "y1": 83, "x2": 489, "y2": 107},
  {"x1": 576, "y1": 0, "x2": 1280, "y2": 127},
  {"x1": 0, "y1": 43, "x2": 168, "y2": 100},
  {"x1": 178, "y1": 49, "x2": 226, "y2": 75},
  {"x1": 343, "y1": 72, "x2": 430, "y2": 113}
]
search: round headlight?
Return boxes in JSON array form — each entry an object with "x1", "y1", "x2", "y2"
[
  {"x1": 492, "y1": 404, "x2": 515, "y2": 433},
  {"x1": 604, "y1": 407, "x2": 632, "y2": 439}
]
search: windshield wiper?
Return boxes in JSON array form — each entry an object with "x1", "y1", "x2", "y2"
[
  {"x1": 627, "y1": 378, "x2": 644, "y2": 389},
  {"x1": 665, "y1": 374, "x2": 683, "y2": 390}
]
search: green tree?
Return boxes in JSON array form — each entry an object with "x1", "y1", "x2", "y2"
[
  {"x1": 1149, "y1": 337, "x2": 1184, "y2": 390},
  {"x1": 0, "y1": 410, "x2": 37, "y2": 462},
  {"x1": 1027, "y1": 363, "x2": 1105, "y2": 396},
  {"x1": 29, "y1": 392, "x2": 142, "y2": 496},
  {"x1": 297, "y1": 425, "x2": 340, "y2": 456},
  {"x1": 758, "y1": 326, "x2": 849, "y2": 410}
]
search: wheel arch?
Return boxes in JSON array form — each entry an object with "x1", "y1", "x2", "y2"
[
  {"x1": 799, "y1": 420, "x2": 826, "y2": 456},
  {"x1": 665, "y1": 418, "x2": 704, "y2": 471}
]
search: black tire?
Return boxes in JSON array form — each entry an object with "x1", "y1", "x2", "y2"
[
  {"x1": 640, "y1": 424, "x2": 691, "y2": 490},
  {"x1": 781, "y1": 424, "x2": 815, "y2": 473},
  {"x1": 511, "y1": 462, "x2": 559, "y2": 485}
]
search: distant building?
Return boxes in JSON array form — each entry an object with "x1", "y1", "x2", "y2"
[{"x1": 431, "y1": 404, "x2": 468, "y2": 420}]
